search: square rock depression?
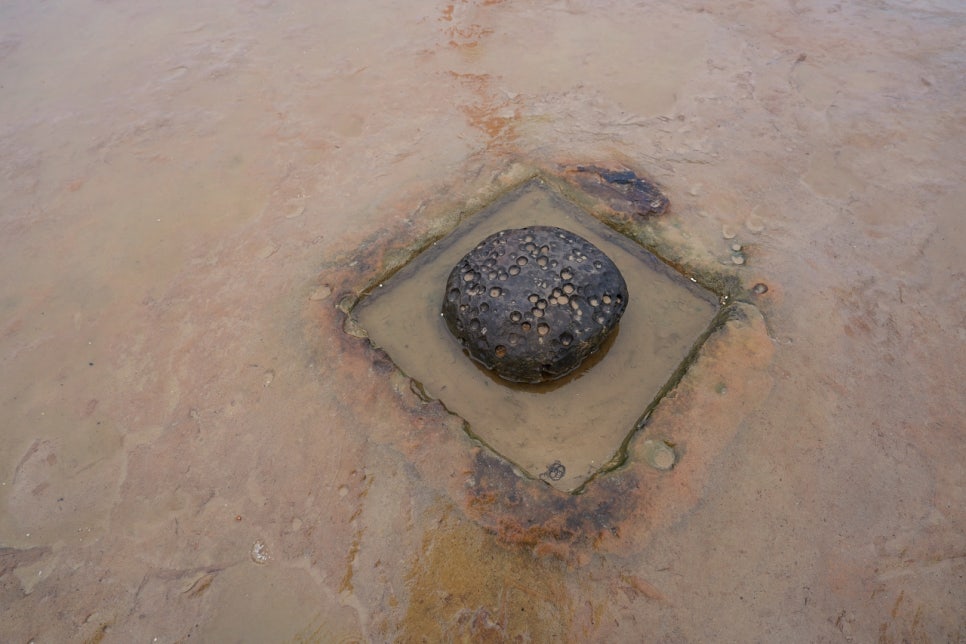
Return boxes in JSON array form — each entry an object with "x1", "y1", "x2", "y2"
[{"x1": 353, "y1": 180, "x2": 718, "y2": 492}]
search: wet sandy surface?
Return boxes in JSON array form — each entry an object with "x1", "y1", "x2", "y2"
[{"x1": 2, "y1": 0, "x2": 964, "y2": 641}]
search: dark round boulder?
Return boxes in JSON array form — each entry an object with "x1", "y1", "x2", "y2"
[{"x1": 441, "y1": 225, "x2": 628, "y2": 383}]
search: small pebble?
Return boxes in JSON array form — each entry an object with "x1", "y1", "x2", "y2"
[
  {"x1": 250, "y1": 540, "x2": 270, "y2": 564},
  {"x1": 721, "y1": 224, "x2": 737, "y2": 240},
  {"x1": 731, "y1": 254, "x2": 746, "y2": 265},
  {"x1": 752, "y1": 283, "x2": 769, "y2": 294},
  {"x1": 310, "y1": 285, "x2": 332, "y2": 301},
  {"x1": 642, "y1": 439, "x2": 676, "y2": 471},
  {"x1": 731, "y1": 243, "x2": 742, "y2": 252},
  {"x1": 745, "y1": 215, "x2": 765, "y2": 234}
]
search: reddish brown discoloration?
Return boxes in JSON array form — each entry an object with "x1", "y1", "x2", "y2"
[{"x1": 324, "y1": 164, "x2": 773, "y2": 565}]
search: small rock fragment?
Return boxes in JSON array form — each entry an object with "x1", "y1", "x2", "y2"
[
  {"x1": 641, "y1": 439, "x2": 676, "y2": 470},
  {"x1": 250, "y1": 540, "x2": 270, "y2": 564},
  {"x1": 570, "y1": 165, "x2": 670, "y2": 216},
  {"x1": 257, "y1": 244, "x2": 279, "y2": 259}
]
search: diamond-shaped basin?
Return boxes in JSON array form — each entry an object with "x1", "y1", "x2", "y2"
[{"x1": 353, "y1": 181, "x2": 718, "y2": 491}]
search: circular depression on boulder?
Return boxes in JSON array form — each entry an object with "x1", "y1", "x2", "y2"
[{"x1": 441, "y1": 225, "x2": 628, "y2": 383}]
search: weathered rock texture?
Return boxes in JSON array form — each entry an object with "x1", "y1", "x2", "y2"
[{"x1": 442, "y1": 226, "x2": 628, "y2": 383}]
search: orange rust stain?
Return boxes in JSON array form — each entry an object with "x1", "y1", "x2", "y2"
[
  {"x1": 440, "y1": 0, "x2": 501, "y2": 48},
  {"x1": 461, "y1": 103, "x2": 518, "y2": 141},
  {"x1": 402, "y1": 505, "x2": 570, "y2": 641},
  {"x1": 338, "y1": 469, "x2": 372, "y2": 593},
  {"x1": 890, "y1": 589, "x2": 905, "y2": 620},
  {"x1": 446, "y1": 70, "x2": 492, "y2": 84},
  {"x1": 447, "y1": 23, "x2": 493, "y2": 48},
  {"x1": 445, "y1": 71, "x2": 519, "y2": 146}
]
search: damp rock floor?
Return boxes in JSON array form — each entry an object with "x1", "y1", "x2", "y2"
[{"x1": 1, "y1": 1, "x2": 964, "y2": 641}]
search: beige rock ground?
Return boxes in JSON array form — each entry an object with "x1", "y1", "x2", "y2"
[{"x1": 1, "y1": 0, "x2": 963, "y2": 641}]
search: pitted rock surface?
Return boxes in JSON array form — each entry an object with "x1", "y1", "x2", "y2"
[{"x1": 442, "y1": 226, "x2": 628, "y2": 383}]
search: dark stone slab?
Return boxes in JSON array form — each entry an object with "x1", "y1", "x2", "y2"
[
  {"x1": 441, "y1": 226, "x2": 628, "y2": 383},
  {"x1": 569, "y1": 165, "x2": 669, "y2": 216}
]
